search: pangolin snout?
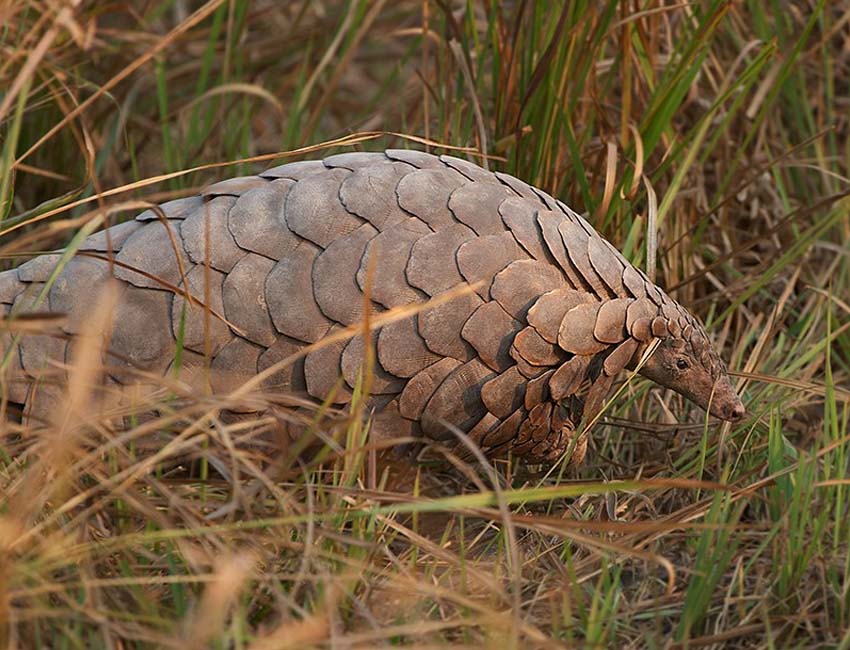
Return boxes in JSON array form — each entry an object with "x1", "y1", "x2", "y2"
[
  {"x1": 709, "y1": 378, "x2": 746, "y2": 422},
  {"x1": 722, "y1": 400, "x2": 746, "y2": 422}
]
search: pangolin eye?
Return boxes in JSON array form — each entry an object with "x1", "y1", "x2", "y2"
[{"x1": 676, "y1": 358, "x2": 690, "y2": 370}]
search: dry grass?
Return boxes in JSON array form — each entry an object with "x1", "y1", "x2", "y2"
[{"x1": 1, "y1": 1, "x2": 849, "y2": 647}]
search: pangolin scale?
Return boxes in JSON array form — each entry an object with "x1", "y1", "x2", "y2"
[{"x1": 0, "y1": 150, "x2": 745, "y2": 464}]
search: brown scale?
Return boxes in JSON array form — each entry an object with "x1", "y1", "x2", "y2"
[
  {"x1": 527, "y1": 287, "x2": 597, "y2": 344},
  {"x1": 14, "y1": 284, "x2": 67, "y2": 381},
  {"x1": 227, "y1": 180, "x2": 299, "y2": 260},
  {"x1": 303, "y1": 325, "x2": 352, "y2": 404},
  {"x1": 339, "y1": 160, "x2": 412, "y2": 230},
  {"x1": 604, "y1": 339, "x2": 640, "y2": 376},
  {"x1": 587, "y1": 236, "x2": 628, "y2": 297},
  {"x1": 135, "y1": 196, "x2": 203, "y2": 222},
  {"x1": 323, "y1": 151, "x2": 389, "y2": 170},
  {"x1": 16, "y1": 254, "x2": 62, "y2": 282},
  {"x1": 114, "y1": 220, "x2": 192, "y2": 291},
  {"x1": 396, "y1": 168, "x2": 467, "y2": 229},
  {"x1": 171, "y1": 265, "x2": 231, "y2": 355},
  {"x1": 491, "y1": 259, "x2": 565, "y2": 321},
  {"x1": 79, "y1": 219, "x2": 142, "y2": 252},
  {"x1": 512, "y1": 354, "x2": 551, "y2": 379},
  {"x1": 512, "y1": 327, "x2": 567, "y2": 367},
  {"x1": 440, "y1": 154, "x2": 500, "y2": 184},
  {"x1": 223, "y1": 253, "x2": 278, "y2": 347},
  {"x1": 406, "y1": 223, "x2": 476, "y2": 296},
  {"x1": 340, "y1": 331, "x2": 405, "y2": 395},
  {"x1": 558, "y1": 220, "x2": 615, "y2": 299},
  {"x1": 456, "y1": 231, "x2": 526, "y2": 299},
  {"x1": 259, "y1": 159, "x2": 327, "y2": 181},
  {"x1": 265, "y1": 242, "x2": 333, "y2": 344},
  {"x1": 385, "y1": 148, "x2": 444, "y2": 169},
  {"x1": 480, "y1": 366, "x2": 526, "y2": 419},
  {"x1": 481, "y1": 408, "x2": 524, "y2": 448},
  {"x1": 257, "y1": 335, "x2": 307, "y2": 394},
  {"x1": 460, "y1": 301, "x2": 522, "y2": 372},
  {"x1": 592, "y1": 297, "x2": 631, "y2": 344},
  {"x1": 398, "y1": 357, "x2": 460, "y2": 420},
  {"x1": 284, "y1": 169, "x2": 362, "y2": 248},
  {"x1": 202, "y1": 175, "x2": 268, "y2": 198},
  {"x1": 558, "y1": 302, "x2": 608, "y2": 355},
  {"x1": 107, "y1": 285, "x2": 175, "y2": 377},
  {"x1": 377, "y1": 317, "x2": 441, "y2": 378},
  {"x1": 210, "y1": 337, "x2": 264, "y2": 401},
  {"x1": 357, "y1": 217, "x2": 431, "y2": 309},
  {"x1": 549, "y1": 355, "x2": 591, "y2": 401},
  {"x1": 180, "y1": 196, "x2": 244, "y2": 274},
  {"x1": 420, "y1": 358, "x2": 495, "y2": 440},
  {"x1": 313, "y1": 223, "x2": 380, "y2": 326},
  {"x1": 498, "y1": 197, "x2": 555, "y2": 262},
  {"x1": 417, "y1": 286, "x2": 482, "y2": 361},
  {"x1": 49, "y1": 257, "x2": 112, "y2": 334},
  {"x1": 524, "y1": 368, "x2": 554, "y2": 410},
  {"x1": 448, "y1": 182, "x2": 515, "y2": 236},
  {"x1": 537, "y1": 209, "x2": 591, "y2": 291}
]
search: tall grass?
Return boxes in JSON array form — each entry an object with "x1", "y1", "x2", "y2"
[{"x1": 0, "y1": 1, "x2": 848, "y2": 647}]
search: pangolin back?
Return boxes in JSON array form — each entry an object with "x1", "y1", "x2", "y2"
[{"x1": 0, "y1": 150, "x2": 744, "y2": 464}]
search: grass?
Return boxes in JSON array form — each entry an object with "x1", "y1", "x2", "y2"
[{"x1": 1, "y1": 0, "x2": 848, "y2": 647}]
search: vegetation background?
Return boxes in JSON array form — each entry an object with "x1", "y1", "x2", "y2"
[{"x1": 1, "y1": 0, "x2": 848, "y2": 647}]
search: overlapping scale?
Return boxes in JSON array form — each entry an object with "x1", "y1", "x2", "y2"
[
  {"x1": 265, "y1": 242, "x2": 332, "y2": 343},
  {"x1": 491, "y1": 259, "x2": 565, "y2": 321},
  {"x1": 558, "y1": 302, "x2": 608, "y2": 355},
  {"x1": 448, "y1": 182, "x2": 514, "y2": 235},
  {"x1": 480, "y1": 366, "x2": 526, "y2": 419},
  {"x1": 222, "y1": 253, "x2": 277, "y2": 346},
  {"x1": 396, "y1": 167, "x2": 467, "y2": 228},
  {"x1": 558, "y1": 220, "x2": 612, "y2": 298},
  {"x1": 339, "y1": 161, "x2": 411, "y2": 230},
  {"x1": 303, "y1": 325, "x2": 352, "y2": 404},
  {"x1": 48, "y1": 257, "x2": 112, "y2": 333},
  {"x1": 115, "y1": 220, "x2": 192, "y2": 290},
  {"x1": 377, "y1": 317, "x2": 441, "y2": 378},
  {"x1": 341, "y1": 331, "x2": 405, "y2": 394},
  {"x1": 180, "y1": 196, "x2": 244, "y2": 272},
  {"x1": 135, "y1": 196, "x2": 203, "y2": 222},
  {"x1": 420, "y1": 358, "x2": 495, "y2": 439},
  {"x1": 498, "y1": 197, "x2": 553, "y2": 262},
  {"x1": 398, "y1": 357, "x2": 460, "y2": 420},
  {"x1": 284, "y1": 169, "x2": 362, "y2": 247},
  {"x1": 417, "y1": 287, "x2": 482, "y2": 361},
  {"x1": 406, "y1": 223, "x2": 475, "y2": 296},
  {"x1": 170, "y1": 265, "x2": 231, "y2": 355},
  {"x1": 536, "y1": 209, "x2": 588, "y2": 290},
  {"x1": 512, "y1": 327, "x2": 567, "y2": 367},
  {"x1": 227, "y1": 180, "x2": 299, "y2": 259},
  {"x1": 357, "y1": 218, "x2": 430, "y2": 308},
  {"x1": 313, "y1": 223, "x2": 379, "y2": 326},
  {"x1": 460, "y1": 301, "x2": 522, "y2": 372},
  {"x1": 202, "y1": 175, "x2": 268, "y2": 198},
  {"x1": 593, "y1": 297, "x2": 631, "y2": 344},
  {"x1": 527, "y1": 288, "x2": 596, "y2": 344},
  {"x1": 439, "y1": 154, "x2": 498, "y2": 183},
  {"x1": 456, "y1": 231, "x2": 525, "y2": 298}
]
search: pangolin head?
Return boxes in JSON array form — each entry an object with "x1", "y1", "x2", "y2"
[{"x1": 636, "y1": 320, "x2": 745, "y2": 423}]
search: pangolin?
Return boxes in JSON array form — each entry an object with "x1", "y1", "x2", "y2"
[{"x1": 0, "y1": 150, "x2": 745, "y2": 464}]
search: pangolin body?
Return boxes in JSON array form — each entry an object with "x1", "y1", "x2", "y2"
[{"x1": 0, "y1": 150, "x2": 745, "y2": 463}]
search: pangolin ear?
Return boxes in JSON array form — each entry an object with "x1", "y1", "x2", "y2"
[{"x1": 668, "y1": 336, "x2": 686, "y2": 353}]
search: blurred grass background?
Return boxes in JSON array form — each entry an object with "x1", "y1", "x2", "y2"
[{"x1": 1, "y1": 1, "x2": 849, "y2": 647}]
